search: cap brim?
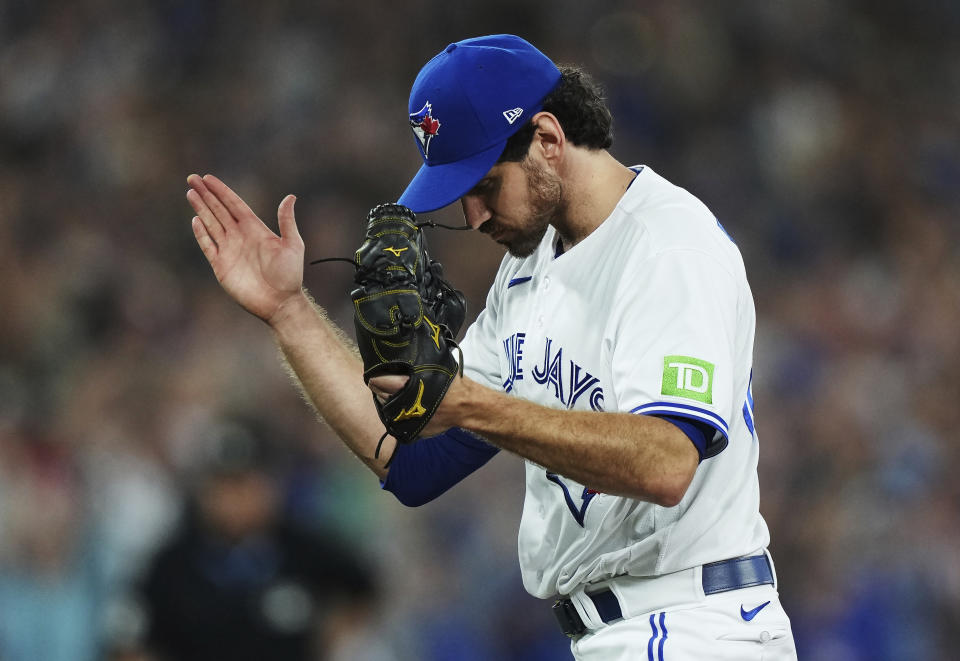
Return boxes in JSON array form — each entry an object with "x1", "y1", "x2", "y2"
[{"x1": 398, "y1": 139, "x2": 506, "y2": 213}]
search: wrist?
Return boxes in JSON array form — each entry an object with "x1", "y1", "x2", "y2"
[
  {"x1": 448, "y1": 377, "x2": 492, "y2": 432},
  {"x1": 267, "y1": 289, "x2": 315, "y2": 335}
]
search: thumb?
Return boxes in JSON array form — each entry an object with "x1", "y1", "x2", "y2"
[{"x1": 277, "y1": 195, "x2": 301, "y2": 243}]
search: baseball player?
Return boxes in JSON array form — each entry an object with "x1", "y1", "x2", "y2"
[{"x1": 187, "y1": 34, "x2": 797, "y2": 660}]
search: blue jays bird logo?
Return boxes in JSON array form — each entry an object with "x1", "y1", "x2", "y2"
[{"x1": 409, "y1": 101, "x2": 441, "y2": 158}]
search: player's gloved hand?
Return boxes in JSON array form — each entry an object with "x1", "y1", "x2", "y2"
[{"x1": 351, "y1": 204, "x2": 466, "y2": 449}]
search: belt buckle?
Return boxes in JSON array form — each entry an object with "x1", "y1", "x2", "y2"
[{"x1": 552, "y1": 598, "x2": 586, "y2": 638}]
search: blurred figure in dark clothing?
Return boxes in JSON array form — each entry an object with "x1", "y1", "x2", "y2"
[{"x1": 136, "y1": 420, "x2": 377, "y2": 661}]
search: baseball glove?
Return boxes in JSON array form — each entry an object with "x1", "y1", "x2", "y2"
[{"x1": 351, "y1": 203, "x2": 466, "y2": 452}]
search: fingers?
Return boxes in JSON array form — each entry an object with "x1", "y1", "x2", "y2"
[
  {"x1": 187, "y1": 174, "x2": 237, "y2": 240},
  {"x1": 370, "y1": 381, "x2": 390, "y2": 404},
  {"x1": 186, "y1": 182, "x2": 226, "y2": 246},
  {"x1": 369, "y1": 374, "x2": 410, "y2": 400},
  {"x1": 186, "y1": 174, "x2": 296, "y2": 256},
  {"x1": 191, "y1": 216, "x2": 218, "y2": 261},
  {"x1": 200, "y1": 174, "x2": 260, "y2": 227},
  {"x1": 277, "y1": 194, "x2": 302, "y2": 245}
]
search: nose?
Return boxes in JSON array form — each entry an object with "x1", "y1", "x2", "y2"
[{"x1": 460, "y1": 194, "x2": 492, "y2": 230}]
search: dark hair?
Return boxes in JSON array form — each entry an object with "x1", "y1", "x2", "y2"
[{"x1": 498, "y1": 65, "x2": 613, "y2": 162}]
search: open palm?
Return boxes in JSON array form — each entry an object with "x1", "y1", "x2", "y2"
[{"x1": 187, "y1": 174, "x2": 304, "y2": 323}]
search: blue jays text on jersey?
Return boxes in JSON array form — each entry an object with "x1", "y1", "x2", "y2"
[{"x1": 502, "y1": 332, "x2": 605, "y2": 412}]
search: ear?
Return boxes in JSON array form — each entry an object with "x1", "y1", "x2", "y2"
[{"x1": 529, "y1": 111, "x2": 565, "y2": 164}]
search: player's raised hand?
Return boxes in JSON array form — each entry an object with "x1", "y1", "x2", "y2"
[{"x1": 187, "y1": 174, "x2": 304, "y2": 323}]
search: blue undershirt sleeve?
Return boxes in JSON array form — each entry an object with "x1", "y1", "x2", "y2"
[
  {"x1": 654, "y1": 414, "x2": 728, "y2": 462},
  {"x1": 380, "y1": 427, "x2": 500, "y2": 507}
]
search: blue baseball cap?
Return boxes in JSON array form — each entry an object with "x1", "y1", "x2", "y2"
[{"x1": 398, "y1": 35, "x2": 562, "y2": 213}]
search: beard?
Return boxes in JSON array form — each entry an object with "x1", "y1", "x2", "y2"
[{"x1": 501, "y1": 159, "x2": 564, "y2": 258}]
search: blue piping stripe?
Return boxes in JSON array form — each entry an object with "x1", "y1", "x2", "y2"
[
  {"x1": 742, "y1": 370, "x2": 756, "y2": 435},
  {"x1": 632, "y1": 401, "x2": 729, "y2": 433},
  {"x1": 658, "y1": 611, "x2": 667, "y2": 660},
  {"x1": 507, "y1": 276, "x2": 532, "y2": 288},
  {"x1": 647, "y1": 613, "x2": 658, "y2": 661}
]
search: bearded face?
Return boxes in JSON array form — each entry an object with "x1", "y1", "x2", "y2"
[
  {"x1": 474, "y1": 157, "x2": 564, "y2": 258},
  {"x1": 501, "y1": 158, "x2": 564, "y2": 257}
]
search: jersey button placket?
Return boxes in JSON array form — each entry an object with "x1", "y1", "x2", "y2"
[
  {"x1": 523, "y1": 280, "x2": 542, "y2": 332},
  {"x1": 535, "y1": 269, "x2": 551, "y2": 329}
]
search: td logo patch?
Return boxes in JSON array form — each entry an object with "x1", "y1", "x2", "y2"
[{"x1": 661, "y1": 356, "x2": 714, "y2": 404}]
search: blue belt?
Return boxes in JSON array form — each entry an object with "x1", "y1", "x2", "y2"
[{"x1": 553, "y1": 554, "x2": 774, "y2": 638}]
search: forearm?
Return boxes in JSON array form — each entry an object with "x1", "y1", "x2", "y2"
[
  {"x1": 449, "y1": 378, "x2": 697, "y2": 505},
  {"x1": 269, "y1": 290, "x2": 395, "y2": 479}
]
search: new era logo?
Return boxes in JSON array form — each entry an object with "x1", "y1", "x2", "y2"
[{"x1": 502, "y1": 107, "x2": 523, "y2": 124}]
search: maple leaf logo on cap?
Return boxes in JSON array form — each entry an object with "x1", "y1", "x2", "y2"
[{"x1": 409, "y1": 101, "x2": 441, "y2": 159}]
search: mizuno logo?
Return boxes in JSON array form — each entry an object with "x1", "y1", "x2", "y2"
[
  {"x1": 393, "y1": 380, "x2": 427, "y2": 421},
  {"x1": 740, "y1": 601, "x2": 770, "y2": 621},
  {"x1": 503, "y1": 107, "x2": 523, "y2": 124},
  {"x1": 383, "y1": 246, "x2": 408, "y2": 257},
  {"x1": 423, "y1": 316, "x2": 441, "y2": 349}
]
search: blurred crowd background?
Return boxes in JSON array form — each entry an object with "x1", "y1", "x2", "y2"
[{"x1": 1, "y1": 0, "x2": 958, "y2": 659}]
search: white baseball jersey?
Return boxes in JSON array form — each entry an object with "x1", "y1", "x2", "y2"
[{"x1": 458, "y1": 166, "x2": 769, "y2": 599}]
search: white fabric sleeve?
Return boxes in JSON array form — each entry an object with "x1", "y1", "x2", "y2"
[
  {"x1": 457, "y1": 280, "x2": 504, "y2": 392},
  {"x1": 607, "y1": 248, "x2": 740, "y2": 452}
]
